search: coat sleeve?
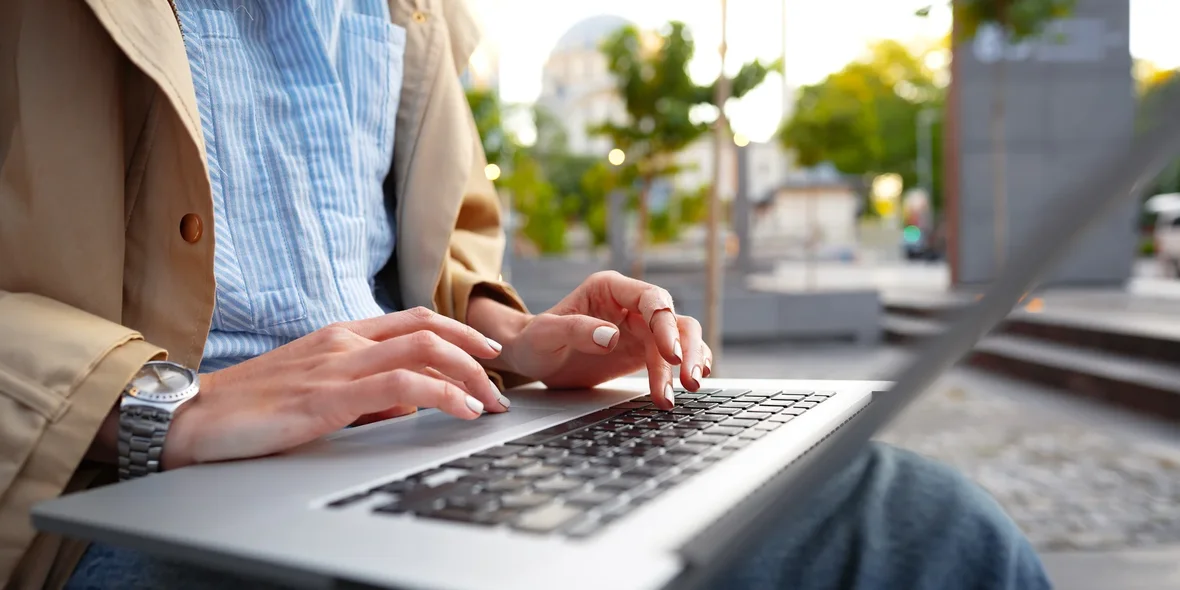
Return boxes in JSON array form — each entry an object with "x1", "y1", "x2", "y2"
[
  {"x1": 432, "y1": 110, "x2": 535, "y2": 390},
  {"x1": 0, "y1": 293, "x2": 165, "y2": 583}
]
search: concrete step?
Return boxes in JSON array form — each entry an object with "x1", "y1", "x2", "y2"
[
  {"x1": 1039, "y1": 546, "x2": 1180, "y2": 590},
  {"x1": 968, "y1": 334, "x2": 1180, "y2": 421},
  {"x1": 887, "y1": 321, "x2": 1180, "y2": 421}
]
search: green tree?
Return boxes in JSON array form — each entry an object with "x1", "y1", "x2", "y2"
[
  {"x1": 778, "y1": 40, "x2": 946, "y2": 211},
  {"x1": 466, "y1": 88, "x2": 513, "y2": 167},
  {"x1": 593, "y1": 21, "x2": 780, "y2": 278}
]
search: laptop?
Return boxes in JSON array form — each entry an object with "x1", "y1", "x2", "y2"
[{"x1": 32, "y1": 85, "x2": 1180, "y2": 590}]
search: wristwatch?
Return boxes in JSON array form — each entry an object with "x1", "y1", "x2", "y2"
[{"x1": 118, "y1": 361, "x2": 200, "y2": 481}]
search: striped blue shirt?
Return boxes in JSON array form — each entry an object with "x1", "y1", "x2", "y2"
[{"x1": 174, "y1": 0, "x2": 405, "y2": 371}]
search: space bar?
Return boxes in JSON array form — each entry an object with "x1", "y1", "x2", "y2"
[{"x1": 507, "y1": 408, "x2": 630, "y2": 445}]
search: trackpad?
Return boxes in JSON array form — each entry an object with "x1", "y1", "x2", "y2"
[{"x1": 332, "y1": 408, "x2": 562, "y2": 450}]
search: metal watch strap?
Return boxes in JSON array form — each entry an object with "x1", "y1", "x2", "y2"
[{"x1": 117, "y1": 406, "x2": 172, "y2": 480}]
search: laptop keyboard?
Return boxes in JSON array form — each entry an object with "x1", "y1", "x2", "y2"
[{"x1": 325, "y1": 388, "x2": 833, "y2": 538}]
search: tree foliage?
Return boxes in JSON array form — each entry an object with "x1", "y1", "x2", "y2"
[
  {"x1": 777, "y1": 41, "x2": 946, "y2": 210},
  {"x1": 917, "y1": 0, "x2": 1076, "y2": 41}
]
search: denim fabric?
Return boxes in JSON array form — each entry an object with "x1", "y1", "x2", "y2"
[{"x1": 65, "y1": 443, "x2": 1051, "y2": 590}]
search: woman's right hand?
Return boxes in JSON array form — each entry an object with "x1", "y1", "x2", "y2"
[{"x1": 163, "y1": 307, "x2": 509, "y2": 470}]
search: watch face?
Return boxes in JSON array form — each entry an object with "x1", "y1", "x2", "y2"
[{"x1": 127, "y1": 362, "x2": 198, "y2": 403}]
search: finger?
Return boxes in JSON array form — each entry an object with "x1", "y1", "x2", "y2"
[
  {"x1": 350, "y1": 330, "x2": 510, "y2": 412},
  {"x1": 676, "y1": 315, "x2": 704, "y2": 391},
  {"x1": 645, "y1": 335, "x2": 675, "y2": 409},
  {"x1": 701, "y1": 342, "x2": 714, "y2": 378},
  {"x1": 339, "y1": 306, "x2": 502, "y2": 359},
  {"x1": 337, "y1": 369, "x2": 485, "y2": 420},
  {"x1": 527, "y1": 313, "x2": 620, "y2": 355},
  {"x1": 587, "y1": 272, "x2": 680, "y2": 363}
]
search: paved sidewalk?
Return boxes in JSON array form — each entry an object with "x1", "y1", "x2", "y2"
[{"x1": 718, "y1": 343, "x2": 1180, "y2": 586}]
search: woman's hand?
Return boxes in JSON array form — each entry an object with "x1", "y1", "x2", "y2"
[
  {"x1": 476, "y1": 271, "x2": 711, "y2": 409},
  {"x1": 163, "y1": 307, "x2": 508, "y2": 470}
]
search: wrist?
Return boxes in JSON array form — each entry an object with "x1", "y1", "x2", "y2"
[
  {"x1": 159, "y1": 372, "x2": 209, "y2": 471},
  {"x1": 467, "y1": 292, "x2": 532, "y2": 375}
]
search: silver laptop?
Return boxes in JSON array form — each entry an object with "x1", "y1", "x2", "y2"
[{"x1": 32, "y1": 85, "x2": 1180, "y2": 590}]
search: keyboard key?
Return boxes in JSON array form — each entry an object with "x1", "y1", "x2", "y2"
[
  {"x1": 646, "y1": 455, "x2": 689, "y2": 468},
  {"x1": 684, "y1": 402, "x2": 717, "y2": 409},
  {"x1": 736, "y1": 395, "x2": 768, "y2": 403},
  {"x1": 736, "y1": 411, "x2": 773, "y2": 421},
  {"x1": 805, "y1": 395, "x2": 828, "y2": 403},
  {"x1": 775, "y1": 394, "x2": 806, "y2": 401},
  {"x1": 705, "y1": 426, "x2": 743, "y2": 437},
  {"x1": 721, "y1": 418, "x2": 758, "y2": 428},
  {"x1": 675, "y1": 393, "x2": 705, "y2": 400},
  {"x1": 708, "y1": 407, "x2": 742, "y2": 415},
  {"x1": 700, "y1": 396, "x2": 730, "y2": 403},
  {"x1": 397, "y1": 482, "x2": 480, "y2": 514},
  {"x1": 486, "y1": 479, "x2": 529, "y2": 493},
  {"x1": 373, "y1": 479, "x2": 420, "y2": 494},
  {"x1": 723, "y1": 438, "x2": 752, "y2": 450},
  {"x1": 688, "y1": 434, "x2": 729, "y2": 445},
  {"x1": 421, "y1": 507, "x2": 496, "y2": 525},
  {"x1": 566, "y1": 490, "x2": 615, "y2": 507},
  {"x1": 667, "y1": 442, "x2": 711, "y2": 455},
  {"x1": 720, "y1": 401, "x2": 754, "y2": 410},
  {"x1": 624, "y1": 465, "x2": 670, "y2": 479},
  {"x1": 780, "y1": 408, "x2": 807, "y2": 416},
  {"x1": 442, "y1": 457, "x2": 494, "y2": 470},
  {"x1": 695, "y1": 413, "x2": 731, "y2": 422},
  {"x1": 679, "y1": 419, "x2": 715, "y2": 429},
  {"x1": 752, "y1": 421, "x2": 780, "y2": 431},
  {"x1": 517, "y1": 464, "x2": 561, "y2": 479},
  {"x1": 634, "y1": 395, "x2": 653, "y2": 402},
  {"x1": 594, "y1": 476, "x2": 647, "y2": 492},
  {"x1": 458, "y1": 468, "x2": 514, "y2": 483},
  {"x1": 670, "y1": 407, "x2": 700, "y2": 415},
  {"x1": 766, "y1": 414, "x2": 796, "y2": 423},
  {"x1": 501, "y1": 492, "x2": 555, "y2": 509},
  {"x1": 719, "y1": 389, "x2": 753, "y2": 397},
  {"x1": 760, "y1": 399, "x2": 796, "y2": 407},
  {"x1": 739, "y1": 429, "x2": 769, "y2": 440},
  {"x1": 493, "y1": 456, "x2": 539, "y2": 470},
  {"x1": 508, "y1": 408, "x2": 630, "y2": 446},
  {"x1": 534, "y1": 477, "x2": 585, "y2": 494},
  {"x1": 445, "y1": 493, "x2": 501, "y2": 512},
  {"x1": 812, "y1": 391, "x2": 835, "y2": 398},
  {"x1": 474, "y1": 444, "x2": 528, "y2": 458},
  {"x1": 566, "y1": 466, "x2": 613, "y2": 480},
  {"x1": 660, "y1": 473, "x2": 691, "y2": 488},
  {"x1": 513, "y1": 503, "x2": 583, "y2": 533},
  {"x1": 793, "y1": 401, "x2": 817, "y2": 409}
]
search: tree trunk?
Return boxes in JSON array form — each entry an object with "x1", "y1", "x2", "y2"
[
  {"x1": 705, "y1": 0, "x2": 730, "y2": 371},
  {"x1": 631, "y1": 177, "x2": 651, "y2": 280}
]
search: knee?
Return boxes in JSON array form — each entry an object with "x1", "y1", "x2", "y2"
[{"x1": 860, "y1": 443, "x2": 1050, "y2": 588}]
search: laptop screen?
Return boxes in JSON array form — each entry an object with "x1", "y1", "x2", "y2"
[{"x1": 672, "y1": 78, "x2": 1180, "y2": 590}]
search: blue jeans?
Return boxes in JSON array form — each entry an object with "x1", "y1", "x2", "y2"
[{"x1": 66, "y1": 443, "x2": 1051, "y2": 590}]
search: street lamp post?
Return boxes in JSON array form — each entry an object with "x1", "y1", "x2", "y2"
[{"x1": 705, "y1": 0, "x2": 730, "y2": 370}]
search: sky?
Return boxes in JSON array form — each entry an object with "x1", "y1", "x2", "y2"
[{"x1": 467, "y1": 0, "x2": 1180, "y2": 143}]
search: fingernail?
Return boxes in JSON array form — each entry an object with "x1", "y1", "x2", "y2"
[
  {"x1": 691, "y1": 365, "x2": 702, "y2": 384},
  {"x1": 664, "y1": 383, "x2": 675, "y2": 407},
  {"x1": 672, "y1": 340, "x2": 683, "y2": 362},
  {"x1": 592, "y1": 326, "x2": 618, "y2": 348},
  {"x1": 497, "y1": 394, "x2": 512, "y2": 409},
  {"x1": 465, "y1": 395, "x2": 485, "y2": 415},
  {"x1": 486, "y1": 337, "x2": 503, "y2": 352}
]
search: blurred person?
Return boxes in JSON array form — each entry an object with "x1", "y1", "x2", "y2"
[{"x1": 0, "y1": 1, "x2": 1049, "y2": 589}]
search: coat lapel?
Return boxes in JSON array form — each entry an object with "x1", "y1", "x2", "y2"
[
  {"x1": 388, "y1": 0, "x2": 481, "y2": 309},
  {"x1": 81, "y1": 0, "x2": 206, "y2": 165}
]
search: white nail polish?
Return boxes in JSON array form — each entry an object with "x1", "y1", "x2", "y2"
[
  {"x1": 592, "y1": 326, "x2": 618, "y2": 348},
  {"x1": 691, "y1": 365, "x2": 702, "y2": 383},
  {"x1": 497, "y1": 394, "x2": 512, "y2": 409},
  {"x1": 672, "y1": 340, "x2": 683, "y2": 361},
  {"x1": 486, "y1": 337, "x2": 503, "y2": 352},
  {"x1": 664, "y1": 383, "x2": 675, "y2": 406},
  {"x1": 465, "y1": 395, "x2": 485, "y2": 415}
]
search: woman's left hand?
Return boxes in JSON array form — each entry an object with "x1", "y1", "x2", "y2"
[{"x1": 496, "y1": 271, "x2": 711, "y2": 409}]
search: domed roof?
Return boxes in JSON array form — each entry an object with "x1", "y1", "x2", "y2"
[{"x1": 551, "y1": 15, "x2": 632, "y2": 55}]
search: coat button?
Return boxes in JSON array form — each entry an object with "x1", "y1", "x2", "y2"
[
  {"x1": 412, "y1": 11, "x2": 427, "y2": 22},
  {"x1": 180, "y1": 214, "x2": 203, "y2": 243}
]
